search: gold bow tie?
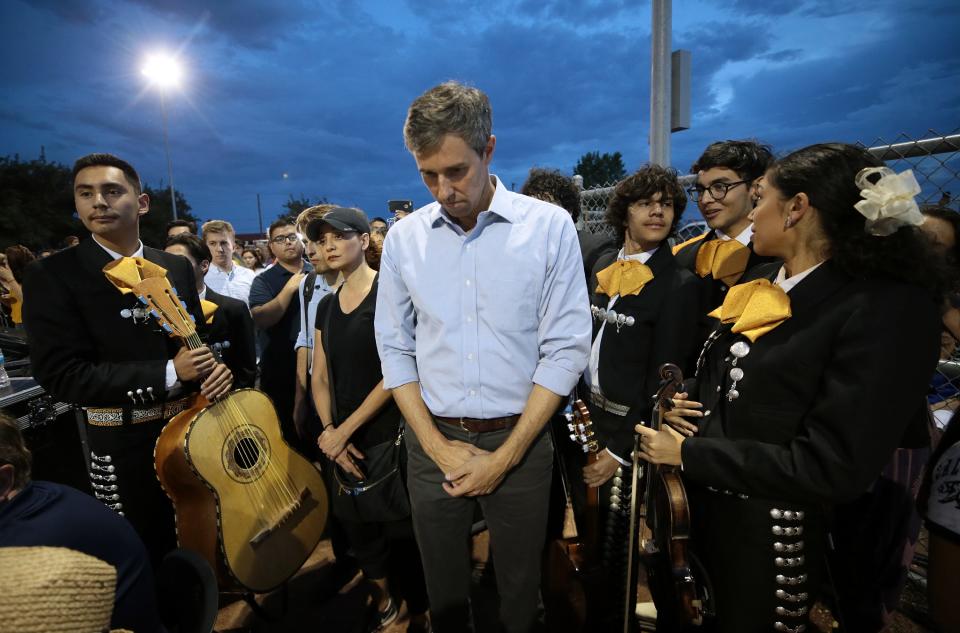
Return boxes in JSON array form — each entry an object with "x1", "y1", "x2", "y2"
[
  {"x1": 200, "y1": 299, "x2": 219, "y2": 325},
  {"x1": 707, "y1": 279, "x2": 791, "y2": 342},
  {"x1": 595, "y1": 259, "x2": 654, "y2": 298},
  {"x1": 695, "y1": 239, "x2": 751, "y2": 287}
]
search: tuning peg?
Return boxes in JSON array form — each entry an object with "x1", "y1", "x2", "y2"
[
  {"x1": 136, "y1": 388, "x2": 144, "y2": 404},
  {"x1": 146, "y1": 386, "x2": 154, "y2": 402},
  {"x1": 220, "y1": 340, "x2": 231, "y2": 349},
  {"x1": 127, "y1": 390, "x2": 136, "y2": 403}
]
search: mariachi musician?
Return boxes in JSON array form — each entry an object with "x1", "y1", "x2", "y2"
[
  {"x1": 636, "y1": 143, "x2": 943, "y2": 632},
  {"x1": 23, "y1": 153, "x2": 232, "y2": 568},
  {"x1": 575, "y1": 165, "x2": 700, "y2": 626},
  {"x1": 672, "y1": 140, "x2": 777, "y2": 344}
]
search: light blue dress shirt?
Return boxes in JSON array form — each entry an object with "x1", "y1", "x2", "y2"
[{"x1": 375, "y1": 175, "x2": 591, "y2": 419}]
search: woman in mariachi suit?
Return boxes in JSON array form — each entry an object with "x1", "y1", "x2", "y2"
[{"x1": 635, "y1": 143, "x2": 945, "y2": 633}]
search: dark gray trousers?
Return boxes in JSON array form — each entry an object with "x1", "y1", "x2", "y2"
[{"x1": 405, "y1": 422, "x2": 553, "y2": 633}]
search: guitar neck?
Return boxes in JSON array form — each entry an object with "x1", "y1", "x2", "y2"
[{"x1": 582, "y1": 450, "x2": 601, "y2": 552}]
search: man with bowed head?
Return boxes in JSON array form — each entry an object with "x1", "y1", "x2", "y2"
[{"x1": 375, "y1": 81, "x2": 591, "y2": 633}]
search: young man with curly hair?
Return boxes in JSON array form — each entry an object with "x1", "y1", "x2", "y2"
[
  {"x1": 567, "y1": 165, "x2": 700, "y2": 626},
  {"x1": 521, "y1": 167, "x2": 614, "y2": 288}
]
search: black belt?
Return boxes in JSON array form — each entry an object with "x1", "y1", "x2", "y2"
[{"x1": 435, "y1": 415, "x2": 520, "y2": 433}]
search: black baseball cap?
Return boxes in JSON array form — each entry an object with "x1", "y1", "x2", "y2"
[{"x1": 305, "y1": 207, "x2": 370, "y2": 241}]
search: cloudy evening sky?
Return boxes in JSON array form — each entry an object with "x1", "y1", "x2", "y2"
[{"x1": 2, "y1": 0, "x2": 958, "y2": 233}]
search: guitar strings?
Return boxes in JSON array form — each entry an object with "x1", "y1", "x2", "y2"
[
  {"x1": 163, "y1": 291, "x2": 286, "y2": 518},
  {"x1": 180, "y1": 295, "x2": 300, "y2": 513},
  {"x1": 157, "y1": 284, "x2": 303, "y2": 526},
  {"x1": 183, "y1": 329, "x2": 289, "y2": 518},
  {"x1": 171, "y1": 301, "x2": 277, "y2": 515}
]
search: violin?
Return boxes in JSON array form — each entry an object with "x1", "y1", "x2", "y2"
[{"x1": 637, "y1": 363, "x2": 705, "y2": 628}]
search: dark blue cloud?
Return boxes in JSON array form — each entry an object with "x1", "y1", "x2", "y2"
[{"x1": 2, "y1": 0, "x2": 958, "y2": 233}]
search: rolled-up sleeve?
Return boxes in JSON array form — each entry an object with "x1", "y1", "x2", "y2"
[
  {"x1": 532, "y1": 216, "x2": 591, "y2": 396},
  {"x1": 294, "y1": 277, "x2": 309, "y2": 351},
  {"x1": 374, "y1": 235, "x2": 420, "y2": 389}
]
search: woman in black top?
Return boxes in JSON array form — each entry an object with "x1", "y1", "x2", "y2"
[
  {"x1": 309, "y1": 207, "x2": 429, "y2": 633},
  {"x1": 636, "y1": 144, "x2": 944, "y2": 632}
]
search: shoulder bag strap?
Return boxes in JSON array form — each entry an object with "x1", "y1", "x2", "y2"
[{"x1": 321, "y1": 285, "x2": 340, "y2": 423}]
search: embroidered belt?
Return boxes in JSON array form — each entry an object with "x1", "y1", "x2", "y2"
[
  {"x1": 85, "y1": 395, "x2": 194, "y2": 427},
  {"x1": 434, "y1": 415, "x2": 520, "y2": 433},
  {"x1": 588, "y1": 390, "x2": 630, "y2": 416}
]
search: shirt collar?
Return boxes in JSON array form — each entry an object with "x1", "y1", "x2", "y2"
[
  {"x1": 775, "y1": 260, "x2": 825, "y2": 294},
  {"x1": 92, "y1": 235, "x2": 144, "y2": 260},
  {"x1": 716, "y1": 223, "x2": 754, "y2": 246},
  {"x1": 198, "y1": 286, "x2": 207, "y2": 300},
  {"x1": 617, "y1": 246, "x2": 658, "y2": 264},
  {"x1": 430, "y1": 175, "x2": 519, "y2": 228}
]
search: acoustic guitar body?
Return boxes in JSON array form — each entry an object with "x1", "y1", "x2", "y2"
[{"x1": 156, "y1": 388, "x2": 328, "y2": 593}]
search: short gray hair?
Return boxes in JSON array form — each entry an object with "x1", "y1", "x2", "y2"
[{"x1": 403, "y1": 81, "x2": 492, "y2": 157}]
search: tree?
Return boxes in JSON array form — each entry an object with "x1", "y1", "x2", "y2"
[
  {"x1": 277, "y1": 194, "x2": 328, "y2": 223},
  {"x1": 0, "y1": 152, "x2": 199, "y2": 251},
  {"x1": 139, "y1": 185, "x2": 200, "y2": 249},
  {"x1": 573, "y1": 151, "x2": 627, "y2": 189},
  {"x1": 0, "y1": 154, "x2": 80, "y2": 251}
]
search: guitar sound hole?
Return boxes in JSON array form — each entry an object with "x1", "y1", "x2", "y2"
[{"x1": 234, "y1": 437, "x2": 261, "y2": 470}]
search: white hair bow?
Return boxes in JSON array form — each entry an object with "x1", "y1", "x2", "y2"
[{"x1": 854, "y1": 167, "x2": 924, "y2": 236}]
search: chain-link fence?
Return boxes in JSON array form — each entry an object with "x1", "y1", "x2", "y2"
[{"x1": 578, "y1": 130, "x2": 960, "y2": 243}]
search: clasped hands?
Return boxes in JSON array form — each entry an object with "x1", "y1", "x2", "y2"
[
  {"x1": 432, "y1": 439, "x2": 509, "y2": 498},
  {"x1": 173, "y1": 345, "x2": 233, "y2": 401},
  {"x1": 318, "y1": 425, "x2": 366, "y2": 480},
  {"x1": 634, "y1": 392, "x2": 703, "y2": 467}
]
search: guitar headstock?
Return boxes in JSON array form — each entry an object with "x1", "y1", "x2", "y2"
[
  {"x1": 134, "y1": 277, "x2": 197, "y2": 341},
  {"x1": 566, "y1": 399, "x2": 599, "y2": 454}
]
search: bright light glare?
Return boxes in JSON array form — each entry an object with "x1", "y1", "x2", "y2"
[{"x1": 141, "y1": 53, "x2": 183, "y2": 89}]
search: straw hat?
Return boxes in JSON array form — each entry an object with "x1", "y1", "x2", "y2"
[{"x1": 0, "y1": 546, "x2": 117, "y2": 633}]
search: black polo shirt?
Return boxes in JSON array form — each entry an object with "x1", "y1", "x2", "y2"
[{"x1": 249, "y1": 260, "x2": 313, "y2": 372}]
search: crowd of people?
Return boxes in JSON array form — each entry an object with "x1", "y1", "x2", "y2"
[{"x1": 1, "y1": 79, "x2": 959, "y2": 633}]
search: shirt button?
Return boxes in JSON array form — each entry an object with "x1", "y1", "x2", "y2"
[
  {"x1": 466, "y1": 316, "x2": 473, "y2": 323},
  {"x1": 465, "y1": 279, "x2": 471, "y2": 286},
  {"x1": 467, "y1": 353, "x2": 474, "y2": 360},
  {"x1": 469, "y1": 390, "x2": 476, "y2": 396}
]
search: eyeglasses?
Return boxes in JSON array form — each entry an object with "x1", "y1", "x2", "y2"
[
  {"x1": 270, "y1": 234, "x2": 300, "y2": 244},
  {"x1": 689, "y1": 180, "x2": 749, "y2": 202}
]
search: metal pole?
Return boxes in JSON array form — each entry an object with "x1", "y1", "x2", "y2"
[
  {"x1": 256, "y1": 193, "x2": 264, "y2": 236},
  {"x1": 159, "y1": 91, "x2": 178, "y2": 220},
  {"x1": 650, "y1": 0, "x2": 671, "y2": 167}
]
